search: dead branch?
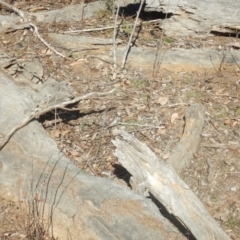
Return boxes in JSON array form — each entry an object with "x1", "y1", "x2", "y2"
[
  {"x1": 29, "y1": 23, "x2": 66, "y2": 58},
  {"x1": 0, "y1": 0, "x2": 28, "y2": 21},
  {"x1": 0, "y1": 0, "x2": 66, "y2": 58},
  {"x1": 0, "y1": 89, "x2": 115, "y2": 150}
]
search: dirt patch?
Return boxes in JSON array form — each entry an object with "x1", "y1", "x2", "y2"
[{"x1": 0, "y1": 197, "x2": 55, "y2": 239}]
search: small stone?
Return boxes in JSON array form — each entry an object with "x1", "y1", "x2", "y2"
[{"x1": 231, "y1": 186, "x2": 237, "y2": 192}]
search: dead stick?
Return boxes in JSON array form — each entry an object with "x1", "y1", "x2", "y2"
[
  {"x1": 121, "y1": 0, "x2": 144, "y2": 69},
  {"x1": 29, "y1": 23, "x2": 66, "y2": 58},
  {"x1": 0, "y1": 0, "x2": 28, "y2": 21},
  {"x1": 0, "y1": 89, "x2": 115, "y2": 150},
  {"x1": 0, "y1": 0, "x2": 66, "y2": 58},
  {"x1": 63, "y1": 26, "x2": 116, "y2": 34},
  {"x1": 113, "y1": 1, "x2": 120, "y2": 69}
]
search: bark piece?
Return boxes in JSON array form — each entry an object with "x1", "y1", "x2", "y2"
[{"x1": 112, "y1": 130, "x2": 230, "y2": 240}]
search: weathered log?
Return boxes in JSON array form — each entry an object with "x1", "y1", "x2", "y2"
[
  {"x1": 0, "y1": 71, "x2": 185, "y2": 239},
  {"x1": 167, "y1": 103, "x2": 205, "y2": 174},
  {"x1": 112, "y1": 130, "x2": 230, "y2": 240}
]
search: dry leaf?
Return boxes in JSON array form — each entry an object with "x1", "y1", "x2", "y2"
[
  {"x1": 215, "y1": 88, "x2": 225, "y2": 95},
  {"x1": 121, "y1": 80, "x2": 131, "y2": 87},
  {"x1": 228, "y1": 141, "x2": 240, "y2": 150},
  {"x1": 41, "y1": 48, "x2": 53, "y2": 55},
  {"x1": 70, "y1": 150, "x2": 80, "y2": 157},
  {"x1": 69, "y1": 59, "x2": 87, "y2": 66},
  {"x1": 232, "y1": 121, "x2": 239, "y2": 127},
  {"x1": 224, "y1": 118, "x2": 231, "y2": 125},
  {"x1": 162, "y1": 152, "x2": 170, "y2": 160},
  {"x1": 153, "y1": 148, "x2": 162, "y2": 154},
  {"x1": 157, "y1": 96, "x2": 169, "y2": 106},
  {"x1": 51, "y1": 129, "x2": 60, "y2": 138},
  {"x1": 62, "y1": 130, "x2": 71, "y2": 137},
  {"x1": 157, "y1": 128, "x2": 166, "y2": 135},
  {"x1": 170, "y1": 112, "x2": 178, "y2": 123}
]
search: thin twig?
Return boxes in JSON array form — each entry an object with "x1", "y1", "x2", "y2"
[
  {"x1": 61, "y1": 18, "x2": 159, "y2": 33},
  {"x1": 0, "y1": 89, "x2": 115, "y2": 150},
  {"x1": 160, "y1": 103, "x2": 188, "y2": 108},
  {"x1": 29, "y1": 23, "x2": 66, "y2": 58},
  {"x1": 201, "y1": 144, "x2": 229, "y2": 148},
  {"x1": 218, "y1": 52, "x2": 226, "y2": 76},
  {"x1": 80, "y1": 2, "x2": 85, "y2": 21},
  {"x1": 0, "y1": 0, "x2": 28, "y2": 21},
  {"x1": 61, "y1": 20, "x2": 159, "y2": 34},
  {"x1": 121, "y1": 0, "x2": 144, "y2": 69},
  {"x1": 107, "y1": 122, "x2": 165, "y2": 129},
  {"x1": 63, "y1": 26, "x2": 116, "y2": 34},
  {"x1": 113, "y1": 1, "x2": 120, "y2": 69}
]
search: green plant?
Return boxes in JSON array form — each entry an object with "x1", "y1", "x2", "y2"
[
  {"x1": 130, "y1": 79, "x2": 149, "y2": 89},
  {"x1": 96, "y1": 0, "x2": 115, "y2": 18},
  {"x1": 219, "y1": 111, "x2": 228, "y2": 118},
  {"x1": 233, "y1": 107, "x2": 240, "y2": 116},
  {"x1": 185, "y1": 90, "x2": 200, "y2": 99},
  {"x1": 105, "y1": 0, "x2": 114, "y2": 12},
  {"x1": 69, "y1": 51, "x2": 80, "y2": 60},
  {"x1": 140, "y1": 94, "x2": 148, "y2": 103},
  {"x1": 184, "y1": 75, "x2": 194, "y2": 84},
  {"x1": 164, "y1": 37, "x2": 174, "y2": 44},
  {"x1": 164, "y1": 82, "x2": 174, "y2": 90},
  {"x1": 121, "y1": 20, "x2": 133, "y2": 36},
  {"x1": 210, "y1": 194, "x2": 218, "y2": 201},
  {"x1": 214, "y1": 106, "x2": 228, "y2": 118},
  {"x1": 226, "y1": 217, "x2": 240, "y2": 230},
  {"x1": 96, "y1": 9, "x2": 111, "y2": 19}
]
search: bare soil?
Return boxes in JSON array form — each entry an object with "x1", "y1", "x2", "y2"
[{"x1": 0, "y1": 0, "x2": 240, "y2": 239}]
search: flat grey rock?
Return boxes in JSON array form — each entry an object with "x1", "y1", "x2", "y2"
[
  {"x1": 31, "y1": 1, "x2": 107, "y2": 23},
  {"x1": 112, "y1": 47, "x2": 240, "y2": 70},
  {"x1": 116, "y1": 0, "x2": 240, "y2": 37},
  {"x1": 48, "y1": 33, "x2": 123, "y2": 51},
  {"x1": 0, "y1": 71, "x2": 184, "y2": 240},
  {"x1": 43, "y1": 34, "x2": 240, "y2": 71}
]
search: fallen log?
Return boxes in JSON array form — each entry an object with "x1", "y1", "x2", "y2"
[{"x1": 112, "y1": 130, "x2": 230, "y2": 240}]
